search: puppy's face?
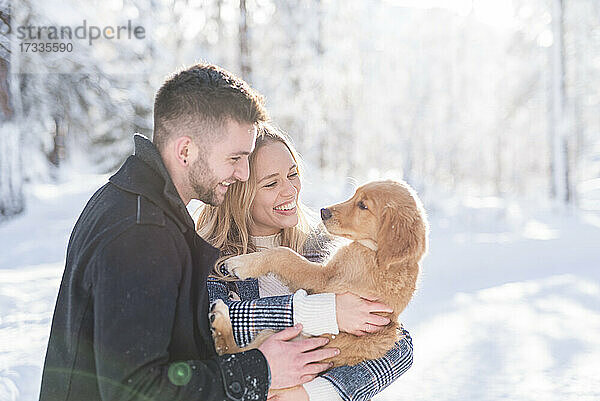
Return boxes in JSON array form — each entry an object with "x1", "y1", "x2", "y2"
[
  {"x1": 320, "y1": 183, "x2": 383, "y2": 242},
  {"x1": 322, "y1": 180, "x2": 427, "y2": 267}
]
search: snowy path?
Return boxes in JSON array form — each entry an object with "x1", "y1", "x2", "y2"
[
  {"x1": 1, "y1": 175, "x2": 599, "y2": 401},
  {"x1": 381, "y1": 209, "x2": 600, "y2": 400},
  {"x1": 0, "y1": 175, "x2": 108, "y2": 401}
]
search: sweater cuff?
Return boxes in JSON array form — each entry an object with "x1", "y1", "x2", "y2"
[
  {"x1": 292, "y1": 289, "x2": 339, "y2": 336},
  {"x1": 303, "y1": 377, "x2": 344, "y2": 401}
]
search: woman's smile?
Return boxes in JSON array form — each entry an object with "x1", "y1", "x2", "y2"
[{"x1": 273, "y1": 199, "x2": 297, "y2": 214}]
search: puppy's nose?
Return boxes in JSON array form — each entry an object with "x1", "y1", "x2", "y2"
[{"x1": 321, "y1": 208, "x2": 332, "y2": 221}]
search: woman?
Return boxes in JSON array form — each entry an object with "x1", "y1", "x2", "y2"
[{"x1": 196, "y1": 123, "x2": 413, "y2": 401}]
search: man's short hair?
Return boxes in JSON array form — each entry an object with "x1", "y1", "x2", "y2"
[{"x1": 153, "y1": 63, "x2": 268, "y2": 151}]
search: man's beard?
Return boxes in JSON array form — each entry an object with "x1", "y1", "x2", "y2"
[{"x1": 188, "y1": 156, "x2": 226, "y2": 206}]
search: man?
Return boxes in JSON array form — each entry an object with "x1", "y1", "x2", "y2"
[{"x1": 39, "y1": 63, "x2": 338, "y2": 401}]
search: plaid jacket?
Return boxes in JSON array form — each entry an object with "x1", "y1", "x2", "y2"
[{"x1": 207, "y1": 234, "x2": 414, "y2": 401}]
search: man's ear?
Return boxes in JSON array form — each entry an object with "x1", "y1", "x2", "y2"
[{"x1": 172, "y1": 136, "x2": 192, "y2": 167}]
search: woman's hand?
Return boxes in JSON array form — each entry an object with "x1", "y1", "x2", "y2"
[
  {"x1": 335, "y1": 292, "x2": 393, "y2": 336},
  {"x1": 267, "y1": 386, "x2": 309, "y2": 401}
]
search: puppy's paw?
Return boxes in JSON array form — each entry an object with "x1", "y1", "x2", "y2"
[
  {"x1": 209, "y1": 299, "x2": 235, "y2": 355},
  {"x1": 224, "y1": 253, "x2": 265, "y2": 279}
]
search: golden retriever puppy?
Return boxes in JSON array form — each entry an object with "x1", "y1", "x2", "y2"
[{"x1": 210, "y1": 179, "x2": 428, "y2": 367}]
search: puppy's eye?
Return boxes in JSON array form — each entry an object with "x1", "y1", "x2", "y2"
[{"x1": 357, "y1": 201, "x2": 368, "y2": 210}]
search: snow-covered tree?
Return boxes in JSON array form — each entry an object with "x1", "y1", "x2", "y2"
[
  {"x1": 0, "y1": 0, "x2": 24, "y2": 219},
  {"x1": 2, "y1": 0, "x2": 600, "y2": 221}
]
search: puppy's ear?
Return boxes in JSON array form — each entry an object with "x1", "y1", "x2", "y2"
[{"x1": 376, "y1": 202, "x2": 425, "y2": 268}]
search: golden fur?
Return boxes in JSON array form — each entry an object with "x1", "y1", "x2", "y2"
[{"x1": 209, "y1": 179, "x2": 428, "y2": 367}]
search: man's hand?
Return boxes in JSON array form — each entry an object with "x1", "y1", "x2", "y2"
[
  {"x1": 335, "y1": 292, "x2": 393, "y2": 336},
  {"x1": 267, "y1": 386, "x2": 309, "y2": 401},
  {"x1": 258, "y1": 324, "x2": 338, "y2": 390}
]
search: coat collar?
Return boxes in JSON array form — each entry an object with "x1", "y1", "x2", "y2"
[{"x1": 109, "y1": 134, "x2": 194, "y2": 233}]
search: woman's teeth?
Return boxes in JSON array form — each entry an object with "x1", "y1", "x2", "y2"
[{"x1": 274, "y1": 200, "x2": 297, "y2": 211}]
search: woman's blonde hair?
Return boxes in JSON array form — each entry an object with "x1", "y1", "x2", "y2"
[{"x1": 195, "y1": 122, "x2": 318, "y2": 278}]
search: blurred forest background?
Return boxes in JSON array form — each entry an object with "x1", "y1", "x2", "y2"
[{"x1": 0, "y1": 0, "x2": 599, "y2": 220}]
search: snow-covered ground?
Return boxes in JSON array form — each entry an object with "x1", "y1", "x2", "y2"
[
  {"x1": 385, "y1": 208, "x2": 600, "y2": 401},
  {"x1": 1, "y1": 173, "x2": 599, "y2": 401}
]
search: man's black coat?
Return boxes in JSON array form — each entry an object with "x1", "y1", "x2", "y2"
[{"x1": 39, "y1": 134, "x2": 269, "y2": 401}]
